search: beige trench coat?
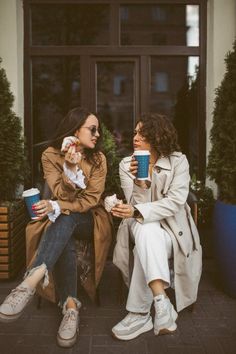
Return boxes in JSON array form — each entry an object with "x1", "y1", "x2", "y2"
[
  {"x1": 113, "y1": 152, "x2": 202, "y2": 312},
  {"x1": 26, "y1": 147, "x2": 113, "y2": 303}
]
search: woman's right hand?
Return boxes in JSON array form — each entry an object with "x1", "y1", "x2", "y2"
[
  {"x1": 129, "y1": 156, "x2": 138, "y2": 176},
  {"x1": 65, "y1": 145, "x2": 82, "y2": 172},
  {"x1": 130, "y1": 156, "x2": 148, "y2": 189}
]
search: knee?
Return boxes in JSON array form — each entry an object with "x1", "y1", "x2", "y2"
[{"x1": 134, "y1": 223, "x2": 165, "y2": 249}]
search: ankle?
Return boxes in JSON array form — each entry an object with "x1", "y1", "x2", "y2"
[
  {"x1": 154, "y1": 293, "x2": 167, "y2": 300},
  {"x1": 62, "y1": 297, "x2": 81, "y2": 315},
  {"x1": 66, "y1": 301, "x2": 77, "y2": 311},
  {"x1": 24, "y1": 264, "x2": 47, "y2": 289}
]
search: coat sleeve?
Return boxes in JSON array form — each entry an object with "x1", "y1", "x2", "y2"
[
  {"x1": 41, "y1": 151, "x2": 107, "y2": 213},
  {"x1": 135, "y1": 155, "x2": 190, "y2": 223}
]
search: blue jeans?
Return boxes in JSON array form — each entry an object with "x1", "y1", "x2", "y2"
[{"x1": 31, "y1": 211, "x2": 94, "y2": 305}]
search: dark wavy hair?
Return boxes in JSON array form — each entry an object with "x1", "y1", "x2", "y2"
[
  {"x1": 50, "y1": 107, "x2": 103, "y2": 166},
  {"x1": 137, "y1": 113, "x2": 180, "y2": 157}
]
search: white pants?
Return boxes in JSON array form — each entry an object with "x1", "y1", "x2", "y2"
[{"x1": 126, "y1": 220, "x2": 173, "y2": 313}]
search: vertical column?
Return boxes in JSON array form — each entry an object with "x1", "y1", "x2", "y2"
[
  {"x1": 206, "y1": 0, "x2": 236, "y2": 192},
  {"x1": 0, "y1": 0, "x2": 24, "y2": 119}
]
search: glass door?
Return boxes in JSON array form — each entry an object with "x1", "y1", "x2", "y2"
[{"x1": 90, "y1": 58, "x2": 140, "y2": 156}]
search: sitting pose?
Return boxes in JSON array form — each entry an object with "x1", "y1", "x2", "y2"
[
  {"x1": 111, "y1": 112, "x2": 202, "y2": 340},
  {"x1": 0, "y1": 107, "x2": 113, "y2": 348}
]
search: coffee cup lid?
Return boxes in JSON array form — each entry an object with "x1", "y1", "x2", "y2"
[
  {"x1": 22, "y1": 188, "x2": 40, "y2": 197},
  {"x1": 133, "y1": 150, "x2": 150, "y2": 155}
]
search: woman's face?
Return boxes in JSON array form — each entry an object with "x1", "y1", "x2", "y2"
[
  {"x1": 75, "y1": 114, "x2": 100, "y2": 150},
  {"x1": 133, "y1": 122, "x2": 151, "y2": 151}
]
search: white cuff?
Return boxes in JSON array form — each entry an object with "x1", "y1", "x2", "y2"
[
  {"x1": 48, "y1": 200, "x2": 61, "y2": 223},
  {"x1": 63, "y1": 163, "x2": 86, "y2": 189}
]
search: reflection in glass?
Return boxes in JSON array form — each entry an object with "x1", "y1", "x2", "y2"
[
  {"x1": 150, "y1": 56, "x2": 199, "y2": 175},
  {"x1": 120, "y1": 4, "x2": 199, "y2": 46},
  {"x1": 31, "y1": 4, "x2": 109, "y2": 45},
  {"x1": 32, "y1": 57, "x2": 80, "y2": 185},
  {"x1": 186, "y1": 6, "x2": 199, "y2": 46},
  {"x1": 96, "y1": 62, "x2": 135, "y2": 157}
]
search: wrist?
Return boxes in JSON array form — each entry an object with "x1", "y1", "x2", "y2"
[
  {"x1": 65, "y1": 161, "x2": 77, "y2": 173},
  {"x1": 133, "y1": 207, "x2": 141, "y2": 218},
  {"x1": 134, "y1": 179, "x2": 148, "y2": 189}
]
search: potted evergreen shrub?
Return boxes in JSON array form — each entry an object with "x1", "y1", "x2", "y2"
[
  {"x1": 0, "y1": 58, "x2": 29, "y2": 279},
  {"x1": 207, "y1": 40, "x2": 236, "y2": 297}
]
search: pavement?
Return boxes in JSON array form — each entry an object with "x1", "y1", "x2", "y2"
[{"x1": 0, "y1": 257, "x2": 236, "y2": 354}]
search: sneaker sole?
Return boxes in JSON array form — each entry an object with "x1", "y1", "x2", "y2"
[
  {"x1": 57, "y1": 331, "x2": 78, "y2": 348},
  {"x1": 154, "y1": 322, "x2": 177, "y2": 335},
  {"x1": 112, "y1": 317, "x2": 153, "y2": 341},
  {"x1": 154, "y1": 306, "x2": 178, "y2": 336},
  {"x1": 0, "y1": 296, "x2": 34, "y2": 323}
]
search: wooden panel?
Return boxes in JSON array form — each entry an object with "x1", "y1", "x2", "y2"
[
  {"x1": 0, "y1": 201, "x2": 27, "y2": 279},
  {"x1": 0, "y1": 213, "x2": 27, "y2": 237}
]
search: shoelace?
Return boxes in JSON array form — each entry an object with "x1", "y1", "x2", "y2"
[
  {"x1": 4, "y1": 286, "x2": 31, "y2": 308},
  {"x1": 60, "y1": 311, "x2": 77, "y2": 332}
]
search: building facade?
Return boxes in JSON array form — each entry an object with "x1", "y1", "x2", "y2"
[{"x1": 0, "y1": 0, "x2": 235, "y2": 190}]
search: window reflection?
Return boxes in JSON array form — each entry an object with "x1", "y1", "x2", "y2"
[
  {"x1": 31, "y1": 4, "x2": 109, "y2": 45},
  {"x1": 120, "y1": 4, "x2": 199, "y2": 46},
  {"x1": 150, "y1": 56, "x2": 199, "y2": 174},
  {"x1": 186, "y1": 5, "x2": 199, "y2": 46},
  {"x1": 32, "y1": 57, "x2": 81, "y2": 187},
  {"x1": 96, "y1": 62, "x2": 135, "y2": 157},
  {"x1": 32, "y1": 57, "x2": 81, "y2": 144}
]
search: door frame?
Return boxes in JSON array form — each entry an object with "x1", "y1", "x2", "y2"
[{"x1": 89, "y1": 56, "x2": 140, "y2": 125}]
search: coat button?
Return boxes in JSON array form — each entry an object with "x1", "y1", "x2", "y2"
[
  {"x1": 156, "y1": 167, "x2": 161, "y2": 173},
  {"x1": 178, "y1": 231, "x2": 183, "y2": 236},
  {"x1": 187, "y1": 253, "x2": 189, "y2": 257}
]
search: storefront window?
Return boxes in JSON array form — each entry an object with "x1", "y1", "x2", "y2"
[
  {"x1": 31, "y1": 4, "x2": 109, "y2": 45},
  {"x1": 120, "y1": 4, "x2": 199, "y2": 46}
]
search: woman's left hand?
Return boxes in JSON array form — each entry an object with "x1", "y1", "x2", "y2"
[
  {"x1": 32, "y1": 199, "x2": 53, "y2": 218},
  {"x1": 111, "y1": 203, "x2": 134, "y2": 219}
]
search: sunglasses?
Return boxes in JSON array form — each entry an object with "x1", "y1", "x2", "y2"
[{"x1": 82, "y1": 125, "x2": 99, "y2": 136}]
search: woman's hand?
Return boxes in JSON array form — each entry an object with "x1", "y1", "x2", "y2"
[
  {"x1": 129, "y1": 156, "x2": 138, "y2": 176},
  {"x1": 130, "y1": 156, "x2": 149, "y2": 189},
  {"x1": 32, "y1": 199, "x2": 54, "y2": 218},
  {"x1": 65, "y1": 145, "x2": 82, "y2": 172},
  {"x1": 111, "y1": 203, "x2": 134, "y2": 219}
]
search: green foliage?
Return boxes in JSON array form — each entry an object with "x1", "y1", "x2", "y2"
[
  {"x1": 207, "y1": 40, "x2": 236, "y2": 204},
  {"x1": 190, "y1": 175, "x2": 215, "y2": 226},
  {"x1": 101, "y1": 123, "x2": 123, "y2": 198},
  {"x1": 0, "y1": 58, "x2": 29, "y2": 201}
]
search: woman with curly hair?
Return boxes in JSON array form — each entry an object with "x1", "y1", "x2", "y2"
[{"x1": 111, "y1": 112, "x2": 202, "y2": 340}]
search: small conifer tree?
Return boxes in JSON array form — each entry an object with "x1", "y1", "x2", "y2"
[
  {"x1": 101, "y1": 123, "x2": 122, "y2": 198},
  {"x1": 0, "y1": 58, "x2": 29, "y2": 201},
  {"x1": 207, "y1": 40, "x2": 236, "y2": 204}
]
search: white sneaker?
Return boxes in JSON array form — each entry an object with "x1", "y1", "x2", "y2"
[
  {"x1": 112, "y1": 312, "x2": 153, "y2": 340},
  {"x1": 154, "y1": 294, "x2": 178, "y2": 335},
  {"x1": 57, "y1": 308, "x2": 79, "y2": 348},
  {"x1": 0, "y1": 283, "x2": 35, "y2": 322}
]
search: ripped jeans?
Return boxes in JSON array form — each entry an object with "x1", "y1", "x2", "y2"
[{"x1": 28, "y1": 211, "x2": 94, "y2": 308}]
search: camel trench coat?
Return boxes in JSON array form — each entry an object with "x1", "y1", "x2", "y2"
[
  {"x1": 26, "y1": 147, "x2": 113, "y2": 303},
  {"x1": 113, "y1": 152, "x2": 202, "y2": 312}
]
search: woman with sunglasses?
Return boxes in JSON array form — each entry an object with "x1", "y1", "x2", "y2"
[
  {"x1": 0, "y1": 107, "x2": 113, "y2": 348},
  {"x1": 111, "y1": 112, "x2": 202, "y2": 340}
]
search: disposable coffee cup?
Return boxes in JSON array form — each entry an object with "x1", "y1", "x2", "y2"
[
  {"x1": 133, "y1": 150, "x2": 150, "y2": 180},
  {"x1": 22, "y1": 188, "x2": 40, "y2": 220}
]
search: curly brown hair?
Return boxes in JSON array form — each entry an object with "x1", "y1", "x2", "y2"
[{"x1": 137, "y1": 113, "x2": 181, "y2": 157}]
